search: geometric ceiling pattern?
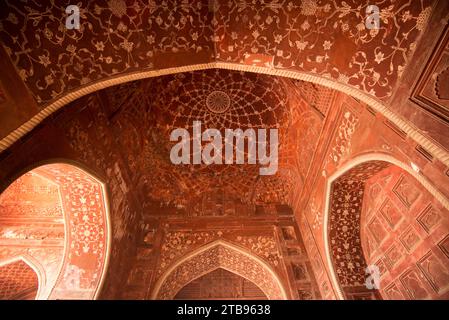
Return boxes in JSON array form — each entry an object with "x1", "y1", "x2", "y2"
[
  {"x1": 105, "y1": 69, "x2": 328, "y2": 212},
  {"x1": 153, "y1": 242, "x2": 286, "y2": 300},
  {"x1": 174, "y1": 267, "x2": 267, "y2": 300}
]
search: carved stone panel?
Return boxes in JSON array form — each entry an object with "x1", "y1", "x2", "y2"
[
  {"x1": 417, "y1": 205, "x2": 441, "y2": 234},
  {"x1": 393, "y1": 175, "x2": 420, "y2": 209},
  {"x1": 411, "y1": 26, "x2": 449, "y2": 122},
  {"x1": 380, "y1": 198, "x2": 403, "y2": 229},
  {"x1": 417, "y1": 251, "x2": 449, "y2": 294},
  {"x1": 400, "y1": 268, "x2": 430, "y2": 300}
]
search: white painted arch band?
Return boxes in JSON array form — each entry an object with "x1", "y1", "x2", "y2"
[{"x1": 0, "y1": 63, "x2": 448, "y2": 170}]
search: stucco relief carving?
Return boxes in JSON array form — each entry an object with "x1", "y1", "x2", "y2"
[
  {"x1": 99, "y1": 69, "x2": 328, "y2": 210},
  {"x1": 154, "y1": 242, "x2": 286, "y2": 300},
  {"x1": 435, "y1": 67, "x2": 449, "y2": 100},
  {"x1": 157, "y1": 230, "x2": 281, "y2": 276},
  {"x1": 411, "y1": 25, "x2": 449, "y2": 121},
  {"x1": 327, "y1": 111, "x2": 359, "y2": 166},
  {"x1": 328, "y1": 161, "x2": 389, "y2": 290},
  {"x1": 214, "y1": 0, "x2": 432, "y2": 99}
]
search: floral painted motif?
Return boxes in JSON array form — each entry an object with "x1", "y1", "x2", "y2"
[{"x1": 0, "y1": 0, "x2": 434, "y2": 105}]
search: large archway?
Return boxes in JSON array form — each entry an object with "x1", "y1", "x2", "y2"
[
  {"x1": 151, "y1": 240, "x2": 288, "y2": 300},
  {"x1": 2, "y1": 63, "x2": 448, "y2": 173},
  {"x1": 0, "y1": 162, "x2": 111, "y2": 299},
  {"x1": 323, "y1": 153, "x2": 449, "y2": 299},
  {"x1": 2, "y1": 0, "x2": 446, "y2": 171},
  {"x1": 0, "y1": 0, "x2": 447, "y2": 302}
]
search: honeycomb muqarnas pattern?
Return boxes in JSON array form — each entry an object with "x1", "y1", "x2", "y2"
[
  {"x1": 111, "y1": 69, "x2": 312, "y2": 210},
  {"x1": 0, "y1": 260, "x2": 38, "y2": 300}
]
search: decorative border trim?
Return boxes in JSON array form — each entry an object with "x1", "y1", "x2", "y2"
[
  {"x1": 322, "y1": 153, "x2": 449, "y2": 300},
  {"x1": 150, "y1": 239, "x2": 288, "y2": 300},
  {"x1": 93, "y1": 173, "x2": 111, "y2": 300},
  {"x1": 0, "y1": 62, "x2": 448, "y2": 168},
  {"x1": 30, "y1": 170, "x2": 67, "y2": 300}
]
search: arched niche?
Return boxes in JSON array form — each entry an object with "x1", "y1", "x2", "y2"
[
  {"x1": 151, "y1": 240, "x2": 288, "y2": 300},
  {"x1": 0, "y1": 257, "x2": 40, "y2": 300},
  {"x1": 0, "y1": 162, "x2": 111, "y2": 299},
  {"x1": 323, "y1": 153, "x2": 449, "y2": 300}
]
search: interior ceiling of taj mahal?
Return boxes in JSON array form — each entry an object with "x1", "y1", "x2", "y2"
[{"x1": 0, "y1": 0, "x2": 449, "y2": 301}]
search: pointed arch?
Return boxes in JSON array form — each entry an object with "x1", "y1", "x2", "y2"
[
  {"x1": 0, "y1": 161, "x2": 111, "y2": 299},
  {"x1": 151, "y1": 239, "x2": 288, "y2": 300},
  {"x1": 1, "y1": 63, "x2": 449, "y2": 171},
  {"x1": 323, "y1": 152, "x2": 449, "y2": 299}
]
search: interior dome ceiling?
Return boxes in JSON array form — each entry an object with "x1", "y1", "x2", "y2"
[{"x1": 100, "y1": 69, "x2": 330, "y2": 214}]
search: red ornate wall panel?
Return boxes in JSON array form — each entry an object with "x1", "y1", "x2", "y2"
[
  {"x1": 121, "y1": 217, "x2": 321, "y2": 300},
  {"x1": 0, "y1": 0, "x2": 435, "y2": 105},
  {"x1": 0, "y1": 260, "x2": 38, "y2": 300},
  {"x1": 0, "y1": 0, "x2": 215, "y2": 105},
  {"x1": 411, "y1": 25, "x2": 449, "y2": 122},
  {"x1": 294, "y1": 90, "x2": 449, "y2": 300},
  {"x1": 0, "y1": 170, "x2": 64, "y2": 299},
  {"x1": 361, "y1": 166, "x2": 449, "y2": 299}
]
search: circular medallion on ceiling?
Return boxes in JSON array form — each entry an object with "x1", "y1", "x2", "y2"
[{"x1": 206, "y1": 90, "x2": 231, "y2": 114}]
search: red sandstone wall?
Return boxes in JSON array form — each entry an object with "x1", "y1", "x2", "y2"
[
  {"x1": 0, "y1": 94, "x2": 142, "y2": 299},
  {"x1": 0, "y1": 171, "x2": 65, "y2": 299},
  {"x1": 362, "y1": 166, "x2": 449, "y2": 299},
  {"x1": 294, "y1": 91, "x2": 449, "y2": 299}
]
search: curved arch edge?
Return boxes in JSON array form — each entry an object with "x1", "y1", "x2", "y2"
[
  {"x1": 150, "y1": 239, "x2": 288, "y2": 300},
  {"x1": 0, "y1": 161, "x2": 112, "y2": 300},
  {"x1": 1, "y1": 63, "x2": 448, "y2": 171},
  {"x1": 322, "y1": 152, "x2": 449, "y2": 300}
]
